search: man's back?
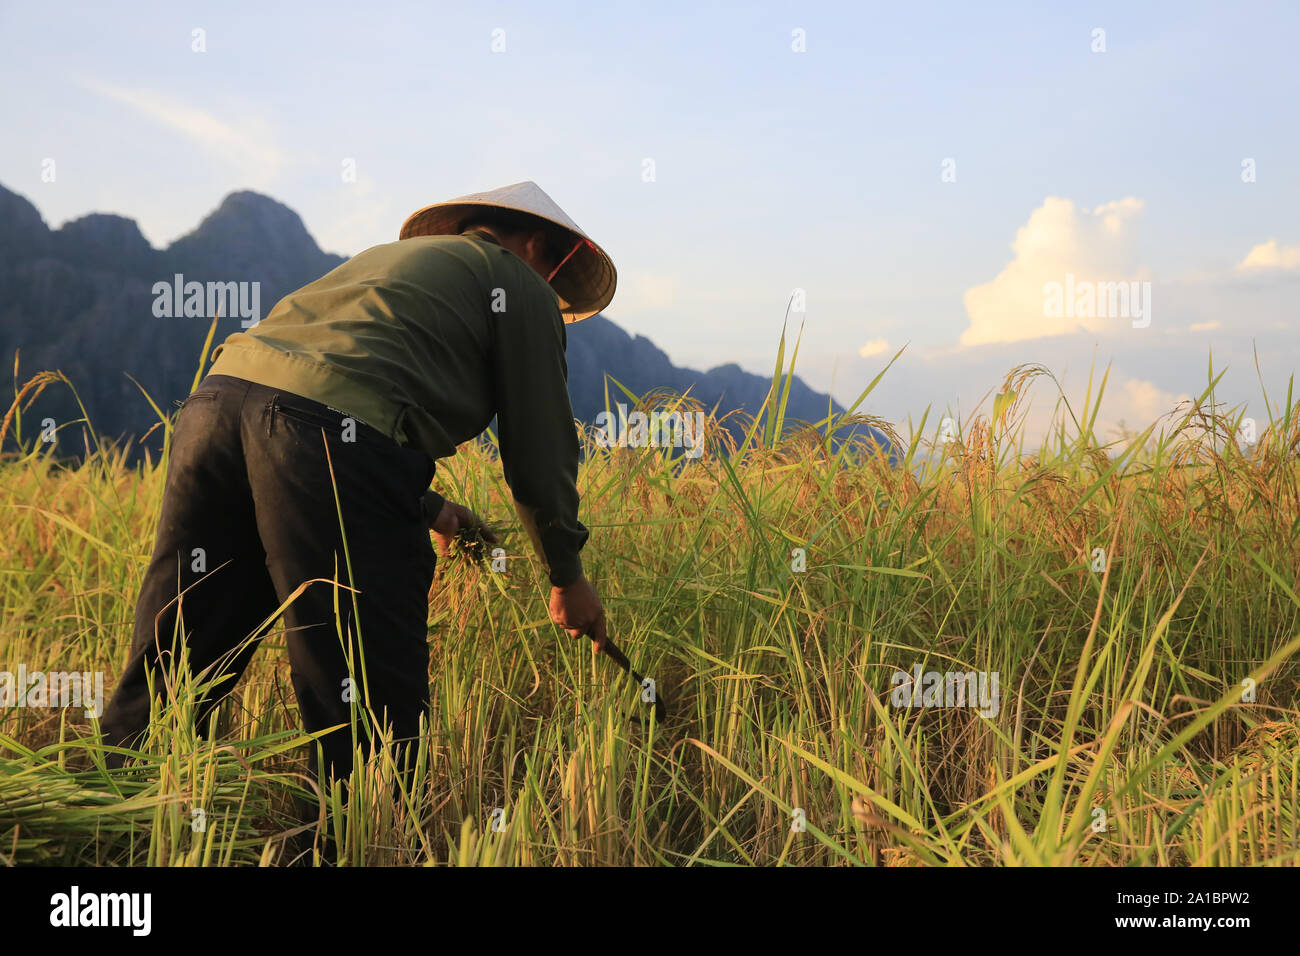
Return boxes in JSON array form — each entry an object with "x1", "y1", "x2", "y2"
[{"x1": 210, "y1": 231, "x2": 566, "y2": 461}]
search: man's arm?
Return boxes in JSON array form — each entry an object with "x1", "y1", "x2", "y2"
[
  {"x1": 420, "y1": 489, "x2": 447, "y2": 527},
  {"x1": 490, "y1": 276, "x2": 589, "y2": 588}
]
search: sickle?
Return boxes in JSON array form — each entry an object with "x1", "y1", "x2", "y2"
[
  {"x1": 451, "y1": 528, "x2": 665, "y2": 722},
  {"x1": 590, "y1": 630, "x2": 667, "y2": 724}
]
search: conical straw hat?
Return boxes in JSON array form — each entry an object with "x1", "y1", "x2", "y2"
[{"x1": 399, "y1": 181, "x2": 616, "y2": 323}]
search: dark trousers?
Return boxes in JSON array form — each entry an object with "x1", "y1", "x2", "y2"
[{"x1": 100, "y1": 374, "x2": 438, "y2": 780}]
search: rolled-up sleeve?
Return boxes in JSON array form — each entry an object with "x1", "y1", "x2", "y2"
[{"x1": 490, "y1": 276, "x2": 589, "y2": 587}]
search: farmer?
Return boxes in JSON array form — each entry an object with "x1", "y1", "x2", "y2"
[{"x1": 100, "y1": 182, "x2": 616, "y2": 781}]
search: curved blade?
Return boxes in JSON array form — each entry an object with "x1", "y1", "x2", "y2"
[{"x1": 593, "y1": 633, "x2": 667, "y2": 723}]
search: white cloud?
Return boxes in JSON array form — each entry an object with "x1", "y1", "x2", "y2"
[
  {"x1": 79, "y1": 78, "x2": 284, "y2": 185},
  {"x1": 1108, "y1": 378, "x2": 1192, "y2": 433},
  {"x1": 961, "y1": 196, "x2": 1148, "y2": 346},
  {"x1": 1188, "y1": 321, "x2": 1221, "y2": 332},
  {"x1": 859, "y1": 338, "x2": 890, "y2": 358},
  {"x1": 1093, "y1": 197, "x2": 1145, "y2": 234},
  {"x1": 316, "y1": 170, "x2": 392, "y2": 255},
  {"x1": 1237, "y1": 240, "x2": 1300, "y2": 272},
  {"x1": 614, "y1": 271, "x2": 677, "y2": 315}
]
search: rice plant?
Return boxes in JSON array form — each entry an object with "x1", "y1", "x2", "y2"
[{"x1": 2, "y1": 336, "x2": 1298, "y2": 866}]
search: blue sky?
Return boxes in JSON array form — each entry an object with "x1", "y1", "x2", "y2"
[{"x1": 2, "y1": 1, "x2": 1298, "y2": 442}]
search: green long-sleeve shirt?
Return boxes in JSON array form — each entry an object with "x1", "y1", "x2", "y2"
[{"x1": 207, "y1": 228, "x2": 589, "y2": 587}]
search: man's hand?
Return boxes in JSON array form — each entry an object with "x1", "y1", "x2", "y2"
[
  {"x1": 549, "y1": 574, "x2": 606, "y2": 652},
  {"x1": 429, "y1": 499, "x2": 500, "y2": 556}
]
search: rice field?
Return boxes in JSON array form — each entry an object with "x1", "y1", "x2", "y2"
[{"x1": 3, "y1": 344, "x2": 1299, "y2": 867}]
